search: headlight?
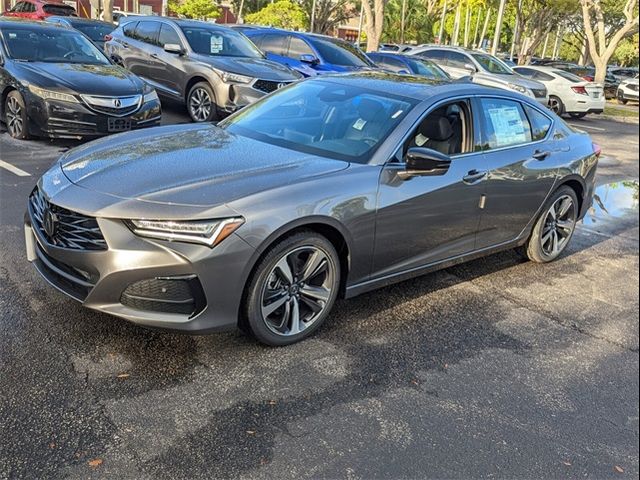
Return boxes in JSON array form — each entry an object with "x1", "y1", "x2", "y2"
[
  {"x1": 143, "y1": 89, "x2": 159, "y2": 103},
  {"x1": 221, "y1": 71, "x2": 253, "y2": 84},
  {"x1": 507, "y1": 83, "x2": 528, "y2": 95},
  {"x1": 28, "y1": 85, "x2": 79, "y2": 103},
  {"x1": 125, "y1": 217, "x2": 245, "y2": 247}
]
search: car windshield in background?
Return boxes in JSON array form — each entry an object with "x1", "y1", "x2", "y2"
[
  {"x1": 180, "y1": 26, "x2": 263, "y2": 58},
  {"x1": 308, "y1": 37, "x2": 372, "y2": 67},
  {"x1": 222, "y1": 80, "x2": 416, "y2": 163},
  {"x1": 72, "y1": 22, "x2": 115, "y2": 42},
  {"x1": 2, "y1": 27, "x2": 109, "y2": 64},
  {"x1": 471, "y1": 53, "x2": 513, "y2": 74},
  {"x1": 406, "y1": 58, "x2": 449, "y2": 79},
  {"x1": 554, "y1": 70, "x2": 585, "y2": 83},
  {"x1": 42, "y1": 4, "x2": 75, "y2": 15}
]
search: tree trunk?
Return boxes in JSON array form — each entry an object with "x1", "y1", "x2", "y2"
[
  {"x1": 363, "y1": 0, "x2": 385, "y2": 52},
  {"x1": 103, "y1": 0, "x2": 113, "y2": 21}
]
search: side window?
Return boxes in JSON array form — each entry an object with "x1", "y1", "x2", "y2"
[
  {"x1": 534, "y1": 71, "x2": 554, "y2": 82},
  {"x1": 524, "y1": 105, "x2": 552, "y2": 141},
  {"x1": 134, "y1": 21, "x2": 160, "y2": 46},
  {"x1": 25, "y1": 2, "x2": 36, "y2": 12},
  {"x1": 260, "y1": 33, "x2": 287, "y2": 56},
  {"x1": 247, "y1": 33, "x2": 264, "y2": 48},
  {"x1": 515, "y1": 67, "x2": 536, "y2": 78},
  {"x1": 404, "y1": 101, "x2": 470, "y2": 156},
  {"x1": 418, "y1": 49, "x2": 446, "y2": 64},
  {"x1": 11, "y1": 1, "x2": 25, "y2": 11},
  {"x1": 122, "y1": 21, "x2": 138, "y2": 38},
  {"x1": 445, "y1": 51, "x2": 469, "y2": 68},
  {"x1": 478, "y1": 98, "x2": 532, "y2": 150},
  {"x1": 158, "y1": 24, "x2": 181, "y2": 47},
  {"x1": 382, "y1": 56, "x2": 408, "y2": 72},
  {"x1": 287, "y1": 36, "x2": 313, "y2": 58}
]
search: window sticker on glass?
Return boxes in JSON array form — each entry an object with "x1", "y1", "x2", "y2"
[
  {"x1": 487, "y1": 106, "x2": 528, "y2": 147},
  {"x1": 210, "y1": 35, "x2": 223, "y2": 54}
]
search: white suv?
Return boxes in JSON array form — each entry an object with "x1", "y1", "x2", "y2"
[{"x1": 409, "y1": 46, "x2": 548, "y2": 105}]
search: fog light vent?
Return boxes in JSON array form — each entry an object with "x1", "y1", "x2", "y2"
[{"x1": 120, "y1": 276, "x2": 205, "y2": 316}]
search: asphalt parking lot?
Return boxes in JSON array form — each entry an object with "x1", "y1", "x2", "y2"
[{"x1": 0, "y1": 111, "x2": 638, "y2": 479}]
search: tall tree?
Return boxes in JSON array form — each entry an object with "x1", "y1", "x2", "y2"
[
  {"x1": 362, "y1": 0, "x2": 387, "y2": 51},
  {"x1": 382, "y1": 0, "x2": 439, "y2": 44},
  {"x1": 301, "y1": 0, "x2": 356, "y2": 34},
  {"x1": 580, "y1": 0, "x2": 639, "y2": 82},
  {"x1": 245, "y1": 0, "x2": 308, "y2": 29}
]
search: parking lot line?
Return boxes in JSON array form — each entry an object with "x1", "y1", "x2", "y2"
[
  {"x1": 569, "y1": 123, "x2": 606, "y2": 132},
  {"x1": 0, "y1": 159, "x2": 31, "y2": 177}
]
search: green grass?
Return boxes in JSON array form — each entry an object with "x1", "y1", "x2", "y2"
[{"x1": 604, "y1": 104, "x2": 639, "y2": 118}]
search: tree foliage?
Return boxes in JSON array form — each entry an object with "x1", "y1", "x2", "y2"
[
  {"x1": 245, "y1": 0, "x2": 308, "y2": 29},
  {"x1": 169, "y1": 0, "x2": 221, "y2": 19},
  {"x1": 382, "y1": 0, "x2": 439, "y2": 44},
  {"x1": 302, "y1": 0, "x2": 356, "y2": 34},
  {"x1": 613, "y1": 33, "x2": 640, "y2": 65}
]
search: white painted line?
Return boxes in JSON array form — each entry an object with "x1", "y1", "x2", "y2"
[
  {"x1": 569, "y1": 123, "x2": 606, "y2": 132},
  {"x1": 0, "y1": 159, "x2": 31, "y2": 177}
]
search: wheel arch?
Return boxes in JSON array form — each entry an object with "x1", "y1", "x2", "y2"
[
  {"x1": 184, "y1": 75, "x2": 212, "y2": 101},
  {"x1": 557, "y1": 175, "x2": 586, "y2": 214},
  {"x1": 1, "y1": 85, "x2": 17, "y2": 117}
]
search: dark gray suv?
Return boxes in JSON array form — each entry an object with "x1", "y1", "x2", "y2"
[{"x1": 105, "y1": 18, "x2": 301, "y2": 122}]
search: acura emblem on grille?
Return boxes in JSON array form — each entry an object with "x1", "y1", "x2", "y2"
[
  {"x1": 113, "y1": 98, "x2": 122, "y2": 108},
  {"x1": 43, "y1": 208, "x2": 58, "y2": 238}
]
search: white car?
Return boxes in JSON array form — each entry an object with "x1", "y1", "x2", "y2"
[
  {"x1": 617, "y1": 75, "x2": 639, "y2": 104},
  {"x1": 514, "y1": 65, "x2": 605, "y2": 119}
]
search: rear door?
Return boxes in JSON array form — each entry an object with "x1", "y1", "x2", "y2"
[
  {"x1": 474, "y1": 97, "x2": 558, "y2": 248},
  {"x1": 127, "y1": 21, "x2": 160, "y2": 80}
]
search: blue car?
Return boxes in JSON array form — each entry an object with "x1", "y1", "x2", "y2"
[
  {"x1": 232, "y1": 26, "x2": 376, "y2": 76},
  {"x1": 367, "y1": 52, "x2": 450, "y2": 80}
]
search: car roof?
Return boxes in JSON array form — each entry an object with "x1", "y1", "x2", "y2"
[
  {"x1": 123, "y1": 16, "x2": 236, "y2": 30},
  {"x1": 0, "y1": 17, "x2": 73, "y2": 32},
  {"x1": 48, "y1": 15, "x2": 113, "y2": 25},
  {"x1": 236, "y1": 26, "x2": 350, "y2": 42}
]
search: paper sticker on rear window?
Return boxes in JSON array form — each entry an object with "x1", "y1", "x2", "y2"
[{"x1": 210, "y1": 35, "x2": 223, "y2": 54}]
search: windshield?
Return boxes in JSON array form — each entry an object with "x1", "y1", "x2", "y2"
[
  {"x1": 308, "y1": 37, "x2": 373, "y2": 67},
  {"x1": 180, "y1": 26, "x2": 262, "y2": 58},
  {"x1": 554, "y1": 70, "x2": 584, "y2": 83},
  {"x1": 406, "y1": 58, "x2": 449, "y2": 79},
  {"x1": 73, "y1": 22, "x2": 114, "y2": 42},
  {"x1": 471, "y1": 53, "x2": 513, "y2": 74},
  {"x1": 2, "y1": 27, "x2": 109, "y2": 64},
  {"x1": 221, "y1": 80, "x2": 416, "y2": 163}
]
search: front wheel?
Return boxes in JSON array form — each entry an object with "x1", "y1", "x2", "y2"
[
  {"x1": 4, "y1": 90, "x2": 30, "y2": 140},
  {"x1": 243, "y1": 232, "x2": 341, "y2": 346},
  {"x1": 521, "y1": 186, "x2": 579, "y2": 263},
  {"x1": 568, "y1": 112, "x2": 587, "y2": 119},
  {"x1": 186, "y1": 82, "x2": 217, "y2": 123}
]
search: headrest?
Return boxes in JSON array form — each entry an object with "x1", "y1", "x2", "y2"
[
  {"x1": 446, "y1": 104, "x2": 461, "y2": 116},
  {"x1": 418, "y1": 116, "x2": 453, "y2": 141},
  {"x1": 357, "y1": 98, "x2": 385, "y2": 122}
]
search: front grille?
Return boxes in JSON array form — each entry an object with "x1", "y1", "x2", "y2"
[
  {"x1": 120, "y1": 277, "x2": 206, "y2": 316},
  {"x1": 29, "y1": 188, "x2": 107, "y2": 251},
  {"x1": 532, "y1": 88, "x2": 547, "y2": 98},
  {"x1": 80, "y1": 94, "x2": 141, "y2": 117},
  {"x1": 253, "y1": 79, "x2": 289, "y2": 94},
  {"x1": 34, "y1": 244, "x2": 95, "y2": 301}
]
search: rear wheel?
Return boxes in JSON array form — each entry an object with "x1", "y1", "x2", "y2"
[
  {"x1": 521, "y1": 186, "x2": 579, "y2": 263},
  {"x1": 617, "y1": 91, "x2": 628, "y2": 104},
  {"x1": 187, "y1": 82, "x2": 217, "y2": 123},
  {"x1": 243, "y1": 232, "x2": 340, "y2": 346},
  {"x1": 4, "y1": 90, "x2": 30, "y2": 140},
  {"x1": 549, "y1": 95, "x2": 564, "y2": 116},
  {"x1": 568, "y1": 112, "x2": 587, "y2": 119}
]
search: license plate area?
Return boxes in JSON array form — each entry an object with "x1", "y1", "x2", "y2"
[
  {"x1": 592, "y1": 92, "x2": 600, "y2": 98},
  {"x1": 108, "y1": 118, "x2": 131, "y2": 132}
]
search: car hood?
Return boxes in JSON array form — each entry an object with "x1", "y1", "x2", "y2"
[
  {"x1": 59, "y1": 123, "x2": 349, "y2": 208},
  {"x1": 192, "y1": 55, "x2": 301, "y2": 81},
  {"x1": 12, "y1": 62, "x2": 144, "y2": 95}
]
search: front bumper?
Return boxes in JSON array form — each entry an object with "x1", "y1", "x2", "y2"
[
  {"x1": 618, "y1": 86, "x2": 639, "y2": 101},
  {"x1": 25, "y1": 178, "x2": 257, "y2": 333},
  {"x1": 215, "y1": 79, "x2": 292, "y2": 114},
  {"x1": 26, "y1": 94, "x2": 162, "y2": 139}
]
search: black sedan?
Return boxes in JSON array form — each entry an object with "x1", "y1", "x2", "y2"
[
  {"x1": 367, "y1": 52, "x2": 450, "y2": 80},
  {"x1": 0, "y1": 18, "x2": 160, "y2": 140}
]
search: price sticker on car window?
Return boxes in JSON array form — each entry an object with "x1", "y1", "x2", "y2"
[
  {"x1": 487, "y1": 106, "x2": 528, "y2": 147},
  {"x1": 210, "y1": 35, "x2": 223, "y2": 54}
]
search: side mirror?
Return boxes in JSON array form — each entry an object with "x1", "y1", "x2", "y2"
[
  {"x1": 463, "y1": 63, "x2": 477, "y2": 73},
  {"x1": 399, "y1": 147, "x2": 451, "y2": 179},
  {"x1": 300, "y1": 54, "x2": 319, "y2": 65},
  {"x1": 164, "y1": 43, "x2": 184, "y2": 55}
]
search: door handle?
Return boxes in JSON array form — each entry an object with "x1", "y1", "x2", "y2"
[
  {"x1": 463, "y1": 169, "x2": 488, "y2": 184},
  {"x1": 533, "y1": 150, "x2": 551, "y2": 160},
  {"x1": 150, "y1": 53, "x2": 159, "y2": 58}
]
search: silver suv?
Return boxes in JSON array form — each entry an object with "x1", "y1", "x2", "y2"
[
  {"x1": 105, "y1": 18, "x2": 302, "y2": 122},
  {"x1": 409, "y1": 46, "x2": 548, "y2": 105}
]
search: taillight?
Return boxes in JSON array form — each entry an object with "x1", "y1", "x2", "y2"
[
  {"x1": 104, "y1": 34, "x2": 113, "y2": 41},
  {"x1": 582, "y1": 75, "x2": 594, "y2": 82},
  {"x1": 572, "y1": 86, "x2": 588, "y2": 95},
  {"x1": 593, "y1": 142, "x2": 601, "y2": 157}
]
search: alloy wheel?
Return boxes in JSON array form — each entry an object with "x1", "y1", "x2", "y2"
[
  {"x1": 6, "y1": 96, "x2": 24, "y2": 138},
  {"x1": 540, "y1": 194, "x2": 576, "y2": 257},
  {"x1": 549, "y1": 97, "x2": 562, "y2": 115},
  {"x1": 260, "y1": 246, "x2": 336, "y2": 337},
  {"x1": 188, "y1": 87, "x2": 212, "y2": 122}
]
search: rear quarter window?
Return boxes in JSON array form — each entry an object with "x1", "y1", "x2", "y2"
[{"x1": 524, "y1": 105, "x2": 552, "y2": 141}]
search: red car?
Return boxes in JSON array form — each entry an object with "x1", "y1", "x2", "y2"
[{"x1": 3, "y1": 0, "x2": 76, "y2": 20}]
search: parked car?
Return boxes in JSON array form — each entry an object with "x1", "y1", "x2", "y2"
[
  {"x1": 367, "y1": 52, "x2": 450, "y2": 80},
  {"x1": 513, "y1": 65, "x2": 605, "y2": 118},
  {"x1": 617, "y1": 75, "x2": 639, "y2": 104},
  {"x1": 2, "y1": 0, "x2": 75, "y2": 19},
  {"x1": 0, "y1": 19, "x2": 161, "y2": 139},
  {"x1": 109, "y1": 11, "x2": 144, "y2": 24},
  {"x1": 408, "y1": 46, "x2": 549, "y2": 105},
  {"x1": 106, "y1": 18, "x2": 301, "y2": 122},
  {"x1": 608, "y1": 67, "x2": 638, "y2": 82},
  {"x1": 551, "y1": 64, "x2": 618, "y2": 98},
  {"x1": 25, "y1": 72, "x2": 599, "y2": 346},
  {"x1": 236, "y1": 26, "x2": 377, "y2": 76},
  {"x1": 45, "y1": 16, "x2": 115, "y2": 50}
]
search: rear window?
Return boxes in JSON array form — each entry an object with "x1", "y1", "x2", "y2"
[
  {"x1": 553, "y1": 70, "x2": 583, "y2": 83},
  {"x1": 73, "y1": 22, "x2": 114, "y2": 42},
  {"x1": 308, "y1": 37, "x2": 372, "y2": 67},
  {"x1": 42, "y1": 3, "x2": 76, "y2": 15}
]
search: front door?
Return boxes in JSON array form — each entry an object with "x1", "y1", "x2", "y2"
[{"x1": 372, "y1": 99, "x2": 488, "y2": 280}]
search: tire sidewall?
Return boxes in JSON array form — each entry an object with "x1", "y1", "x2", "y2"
[
  {"x1": 549, "y1": 95, "x2": 564, "y2": 116},
  {"x1": 5, "y1": 90, "x2": 29, "y2": 140},
  {"x1": 187, "y1": 82, "x2": 217, "y2": 123},
  {"x1": 244, "y1": 232, "x2": 341, "y2": 346}
]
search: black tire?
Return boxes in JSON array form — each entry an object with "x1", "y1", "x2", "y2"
[
  {"x1": 4, "y1": 90, "x2": 30, "y2": 140},
  {"x1": 243, "y1": 231, "x2": 341, "y2": 346},
  {"x1": 548, "y1": 95, "x2": 565, "y2": 116},
  {"x1": 617, "y1": 94, "x2": 628, "y2": 105},
  {"x1": 522, "y1": 185, "x2": 579, "y2": 263},
  {"x1": 186, "y1": 82, "x2": 217, "y2": 123},
  {"x1": 568, "y1": 112, "x2": 587, "y2": 119}
]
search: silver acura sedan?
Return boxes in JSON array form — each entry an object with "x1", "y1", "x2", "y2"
[{"x1": 25, "y1": 73, "x2": 600, "y2": 345}]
